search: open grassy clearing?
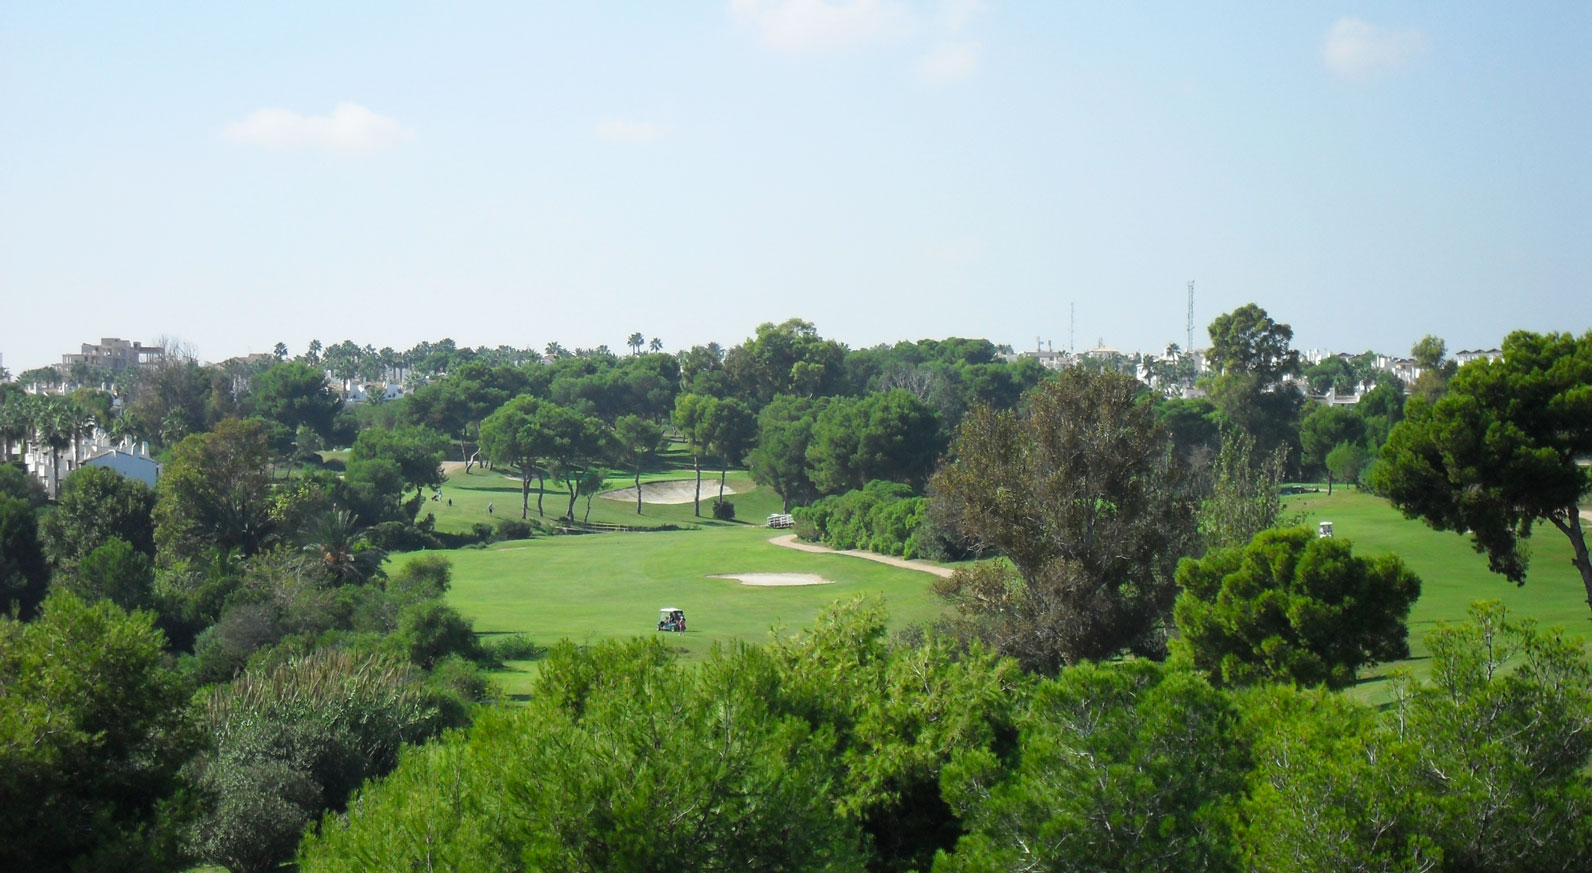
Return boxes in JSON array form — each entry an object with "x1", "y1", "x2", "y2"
[
  {"x1": 405, "y1": 462, "x2": 1589, "y2": 701},
  {"x1": 405, "y1": 523, "x2": 948, "y2": 696},
  {"x1": 423, "y1": 455, "x2": 784, "y2": 534},
  {"x1": 1283, "y1": 487, "x2": 1592, "y2": 702}
]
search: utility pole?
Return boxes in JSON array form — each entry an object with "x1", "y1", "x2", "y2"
[{"x1": 1069, "y1": 302, "x2": 1076, "y2": 354}]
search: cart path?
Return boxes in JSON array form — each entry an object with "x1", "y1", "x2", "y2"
[{"x1": 767, "y1": 534, "x2": 955, "y2": 578}]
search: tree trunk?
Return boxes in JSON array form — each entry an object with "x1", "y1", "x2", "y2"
[
  {"x1": 521, "y1": 469, "x2": 531, "y2": 519},
  {"x1": 536, "y1": 469, "x2": 546, "y2": 517},
  {"x1": 565, "y1": 479, "x2": 578, "y2": 521},
  {"x1": 693, "y1": 453, "x2": 702, "y2": 517},
  {"x1": 719, "y1": 465, "x2": 728, "y2": 502},
  {"x1": 634, "y1": 460, "x2": 643, "y2": 515},
  {"x1": 1548, "y1": 510, "x2": 1592, "y2": 615},
  {"x1": 1326, "y1": 470, "x2": 1333, "y2": 496}
]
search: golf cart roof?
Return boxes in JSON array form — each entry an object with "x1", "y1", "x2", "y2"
[{"x1": 660, "y1": 607, "x2": 682, "y2": 613}]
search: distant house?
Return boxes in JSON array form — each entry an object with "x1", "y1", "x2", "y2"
[
  {"x1": 83, "y1": 441, "x2": 161, "y2": 489},
  {"x1": 23, "y1": 430, "x2": 159, "y2": 497},
  {"x1": 61, "y1": 337, "x2": 165, "y2": 371},
  {"x1": 1453, "y1": 348, "x2": 1502, "y2": 365}
]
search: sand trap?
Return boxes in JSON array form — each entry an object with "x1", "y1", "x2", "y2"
[
  {"x1": 601, "y1": 478, "x2": 737, "y2": 505},
  {"x1": 708, "y1": 573, "x2": 835, "y2": 587}
]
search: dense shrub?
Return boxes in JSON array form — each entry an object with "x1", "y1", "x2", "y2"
[
  {"x1": 793, "y1": 480, "x2": 931, "y2": 558},
  {"x1": 363, "y1": 521, "x2": 442, "y2": 553},
  {"x1": 493, "y1": 518, "x2": 537, "y2": 541},
  {"x1": 712, "y1": 498, "x2": 736, "y2": 520}
]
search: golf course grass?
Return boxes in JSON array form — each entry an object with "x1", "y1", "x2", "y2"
[
  {"x1": 402, "y1": 460, "x2": 1591, "y2": 701},
  {"x1": 396, "y1": 458, "x2": 948, "y2": 695},
  {"x1": 1284, "y1": 486, "x2": 1592, "y2": 702}
]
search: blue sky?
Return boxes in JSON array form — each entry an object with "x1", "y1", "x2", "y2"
[{"x1": 3, "y1": 1, "x2": 1588, "y2": 371}]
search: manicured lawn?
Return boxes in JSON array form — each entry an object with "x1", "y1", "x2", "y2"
[
  {"x1": 405, "y1": 524, "x2": 948, "y2": 696},
  {"x1": 406, "y1": 465, "x2": 1590, "y2": 701},
  {"x1": 1283, "y1": 487, "x2": 1592, "y2": 702},
  {"x1": 422, "y1": 447, "x2": 785, "y2": 535}
]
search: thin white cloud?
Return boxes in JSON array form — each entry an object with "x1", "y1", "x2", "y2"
[
  {"x1": 917, "y1": 40, "x2": 981, "y2": 83},
  {"x1": 223, "y1": 103, "x2": 412, "y2": 153},
  {"x1": 1322, "y1": 18, "x2": 1427, "y2": 80},
  {"x1": 936, "y1": 0, "x2": 986, "y2": 33},
  {"x1": 595, "y1": 120, "x2": 663, "y2": 142},
  {"x1": 729, "y1": 0, "x2": 910, "y2": 52}
]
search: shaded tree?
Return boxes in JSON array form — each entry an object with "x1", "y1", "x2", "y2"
[
  {"x1": 613, "y1": 414, "x2": 665, "y2": 515},
  {"x1": 0, "y1": 591, "x2": 202, "y2": 872},
  {"x1": 930, "y1": 368, "x2": 1198, "y2": 672},
  {"x1": 0, "y1": 495, "x2": 49, "y2": 619},
  {"x1": 1373, "y1": 329, "x2": 1592, "y2": 615},
  {"x1": 1201, "y1": 304, "x2": 1304, "y2": 466},
  {"x1": 39, "y1": 465, "x2": 157, "y2": 571},
  {"x1": 249, "y1": 361, "x2": 344, "y2": 442},
  {"x1": 1198, "y1": 428, "x2": 1286, "y2": 552},
  {"x1": 154, "y1": 418, "x2": 275, "y2": 566},
  {"x1": 1173, "y1": 527, "x2": 1421, "y2": 689},
  {"x1": 747, "y1": 395, "x2": 826, "y2": 512}
]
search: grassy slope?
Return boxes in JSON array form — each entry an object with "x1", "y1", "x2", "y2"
[
  {"x1": 1284, "y1": 487, "x2": 1592, "y2": 702},
  {"x1": 410, "y1": 457, "x2": 1590, "y2": 699},
  {"x1": 403, "y1": 458, "x2": 944, "y2": 694},
  {"x1": 422, "y1": 447, "x2": 785, "y2": 534}
]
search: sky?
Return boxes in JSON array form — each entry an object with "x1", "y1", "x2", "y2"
[{"x1": 2, "y1": 1, "x2": 1589, "y2": 372}]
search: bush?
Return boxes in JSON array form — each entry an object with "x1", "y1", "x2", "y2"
[
  {"x1": 364, "y1": 521, "x2": 441, "y2": 553},
  {"x1": 494, "y1": 518, "x2": 536, "y2": 541},
  {"x1": 711, "y1": 499, "x2": 736, "y2": 520},
  {"x1": 485, "y1": 633, "x2": 547, "y2": 662},
  {"x1": 792, "y1": 481, "x2": 925, "y2": 557}
]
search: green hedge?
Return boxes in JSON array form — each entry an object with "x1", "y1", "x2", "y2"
[{"x1": 792, "y1": 480, "x2": 930, "y2": 559}]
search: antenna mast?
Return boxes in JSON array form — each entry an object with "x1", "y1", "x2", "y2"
[
  {"x1": 1185, "y1": 281, "x2": 1195, "y2": 351},
  {"x1": 1069, "y1": 301, "x2": 1076, "y2": 354}
]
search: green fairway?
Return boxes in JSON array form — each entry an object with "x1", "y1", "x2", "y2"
[
  {"x1": 422, "y1": 451, "x2": 786, "y2": 535},
  {"x1": 408, "y1": 465, "x2": 1591, "y2": 701},
  {"x1": 1283, "y1": 487, "x2": 1592, "y2": 701},
  {"x1": 405, "y1": 524, "x2": 948, "y2": 695}
]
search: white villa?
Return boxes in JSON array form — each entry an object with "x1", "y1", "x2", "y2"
[{"x1": 23, "y1": 429, "x2": 160, "y2": 498}]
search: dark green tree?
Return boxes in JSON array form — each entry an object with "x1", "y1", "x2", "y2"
[
  {"x1": 937, "y1": 660, "x2": 1246, "y2": 873},
  {"x1": 612, "y1": 414, "x2": 665, "y2": 514},
  {"x1": 1174, "y1": 526, "x2": 1421, "y2": 689},
  {"x1": 248, "y1": 361, "x2": 344, "y2": 442},
  {"x1": 930, "y1": 368, "x2": 1197, "y2": 671},
  {"x1": 672, "y1": 392, "x2": 717, "y2": 516},
  {"x1": 0, "y1": 591, "x2": 202, "y2": 872},
  {"x1": 153, "y1": 418, "x2": 275, "y2": 566},
  {"x1": 1298, "y1": 403, "x2": 1366, "y2": 491},
  {"x1": 349, "y1": 424, "x2": 447, "y2": 502},
  {"x1": 479, "y1": 395, "x2": 550, "y2": 519},
  {"x1": 1201, "y1": 304, "x2": 1304, "y2": 466},
  {"x1": 39, "y1": 465, "x2": 157, "y2": 571},
  {"x1": 808, "y1": 390, "x2": 940, "y2": 495},
  {"x1": 746, "y1": 395, "x2": 826, "y2": 512},
  {"x1": 706, "y1": 397, "x2": 757, "y2": 503},
  {"x1": 0, "y1": 495, "x2": 49, "y2": 619},
  {"x1": 59, "y1": 536, "x2": 157, "y2": 612},
  {"x1": 1373, "y1": 329, "x2": 1592, "y2": 615}
]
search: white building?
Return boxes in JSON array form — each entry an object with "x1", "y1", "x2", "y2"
[{"x1": 24, "y1": 429, "x2": 160, "y2": 497}]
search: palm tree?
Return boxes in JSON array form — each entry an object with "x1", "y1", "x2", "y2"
[
  {"x1": 299, "y1": 508, "x2": 386, "y2": 587},
  {"x1": 648, "y1": 337, "x2": 663, "y2": 353},
  {"x1": 627, "y1": 332, "x2": 645, "y2": 356},
  {"x1": 545, "y1": 341, "x2": 568, "y2": 360}
]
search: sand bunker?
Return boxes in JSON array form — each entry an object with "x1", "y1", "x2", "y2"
[
  {"x1": 600, "y1": 478, "x2": 737, "y2": 505},
  {"x1": 708, "y1": 573, "x2": 835, "y2": 587}
]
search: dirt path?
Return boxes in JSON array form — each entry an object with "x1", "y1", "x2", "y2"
[{"x1": 767, "y1": 534, "x2": 954, "y2": 578}]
